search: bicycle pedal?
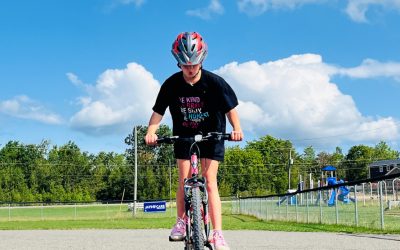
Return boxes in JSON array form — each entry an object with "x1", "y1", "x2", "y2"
[{"x1": 169, "y1": 236, "x2": 185, "y2": 242}]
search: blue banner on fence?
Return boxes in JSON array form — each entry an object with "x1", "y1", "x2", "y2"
[{"x1": 144, "y1": 201, "x2": 167, "y2": 213}]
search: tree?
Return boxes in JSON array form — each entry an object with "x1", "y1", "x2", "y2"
[
  {"x1": 373, "y1": 141, "x2": 399, "y2": 160},
  {"x1": 125, "y1": 125, "x2": 174, "y2": 200},
  {"x1": 343, "y1": 145, "x2": 373, "y2": 181},
  {"x1": 221, "y1": 146, "x2": 264, "y2": 196},
  {"x1": 245, "y1": 135, "x2": 293, "y2": 194},
  {"x1": 47, "y1": 142, "x2": 93, "y2": 201}
]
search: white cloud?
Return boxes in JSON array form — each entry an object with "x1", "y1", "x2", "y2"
[
  {"x1": 336, "y1": 58, "x2": 400, "y2": 81},
  {"x1": 67, "y1": 55, "x2": 400, "y2": 147},
  {"x1": 69, "y1": 63, "x2": 160, "y2": 135},
  {"x1": 0, "y1": 95, "x2": 62, "y2": 125},
  {"x1": 237, "y1": 0, "x2": 400, "y2": 22},
  {"x1": 214, "y1": 54, "x2": 400, "y2": 148},
  {"x1": 105, "y1": 0, "x2": 145, "y2": 11},
  {"x1": 238, "y1": 0, "x2": 325, "y2": 16},
  {"x1": 345, "y1": 0, "x2": 400, "y2": 22},
  {"x1": 66, "y1": 72, "x2": 83, "y2": 86},
  {"x1": 186, "y1": 0, "x2": 224, "y2": 20},
  {"x1": 115, "y1": 0, "x2": 145, "y2": 7}
]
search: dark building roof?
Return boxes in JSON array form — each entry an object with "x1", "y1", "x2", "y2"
[
  {"x1": 386, "y1": 167, "x2": 400, "y2": 176},
  {"x1": 369, "y1": 159, "x2": 400, "y2": 167}
]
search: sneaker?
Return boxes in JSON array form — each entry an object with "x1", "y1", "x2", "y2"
[
  {"x1": 169, "y1": 217, "x2": 186, "y2": 241},
  {"x1": 213, "y1": 230, "x2": 230, "y2": 250}
]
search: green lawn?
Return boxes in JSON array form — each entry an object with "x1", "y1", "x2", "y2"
[{"x1": 1, "y1": 202, "x2": 399, "y2": 234}]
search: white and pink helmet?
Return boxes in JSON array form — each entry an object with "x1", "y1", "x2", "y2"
[{"x1": 172, "y1": 32, "x2": 208, "y2": 66}]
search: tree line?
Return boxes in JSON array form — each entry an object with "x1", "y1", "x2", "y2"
[{"x1": 0, "y1": 125, "x2": 399, "y2": 203}]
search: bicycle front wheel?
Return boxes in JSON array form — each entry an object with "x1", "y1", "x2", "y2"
[{"x1": 191, "y1": 187, "x2": 205, "y2": 250}]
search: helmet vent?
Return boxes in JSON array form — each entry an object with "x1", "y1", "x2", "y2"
[{"x1": 171, "y1": 32, "x2": 207, "y2": 65}]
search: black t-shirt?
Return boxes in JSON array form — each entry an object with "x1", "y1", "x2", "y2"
[{"x1": 153, "y1": 69, "x2": 238, "y2": 136}]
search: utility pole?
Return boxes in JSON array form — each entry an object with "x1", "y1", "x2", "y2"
[
  {"x1": 133, "y1": 126, "x2": 138, "y2": 217},
  {"x1": 288, "y1": 149, "x2": 293, "y2": 190}
]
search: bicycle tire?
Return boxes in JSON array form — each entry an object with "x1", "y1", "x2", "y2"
[{"x1": 191, "y1": 187, "x2": 205, "y2": 250}]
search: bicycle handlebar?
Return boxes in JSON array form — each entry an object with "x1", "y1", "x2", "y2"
[{"x1": 156, "y1": 132, "x2": 232, "y2": 144}]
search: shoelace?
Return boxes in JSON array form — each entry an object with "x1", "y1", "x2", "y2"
[
  {"x1": 213, "y1": 231, "x2": 225, "y2": 244},
  {"x1": 175, "y1": 218, "x2": 185, "y2": 230}
]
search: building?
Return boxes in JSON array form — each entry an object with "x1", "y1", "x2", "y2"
[{"x1": 368, "y1": 159, "x2": 400, "y2": 179}]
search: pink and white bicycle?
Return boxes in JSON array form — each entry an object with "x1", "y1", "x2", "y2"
[{"x1": 157, "y1": 132, "x2": 231, "y2": 250}]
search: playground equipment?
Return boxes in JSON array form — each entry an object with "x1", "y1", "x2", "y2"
[
  {"x1": 276, "y1": 165, "x2": 356, "y2": 207},
  {"x1": 277, "y1": 189, "x2": 297, "y2": 205},
  {"x1": 326, "y1": 177, "x2": 355, "y2": 206}
]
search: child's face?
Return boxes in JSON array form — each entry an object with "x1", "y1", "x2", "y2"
[{"x1": 181, "y1": 64, "x2": 201, "y2": 78}]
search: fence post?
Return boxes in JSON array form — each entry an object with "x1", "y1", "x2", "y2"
[
  {"x1": 286, "y1": 195, "x2": 289, "y2": 221},
  {"x1": 8, "y1": 202, "x2": 11, "y2": 221},
  {"x1": 306, "y1": 192, "x2": 309, "y2": 223},
  {"x1": 335, "y1": 188, "x2": 339, "y2": 224},
  {"x1": 278, "y1": 196, "x2": 281, "y2": 220},
  {"x1": 74, "y1": 203, "x2": 77, "y2": 220},
  {"x1": 107, "y1": 201, "x2": 109, "y2": 220},
  {"x1": 379, "y1": 181, "x2": 385, "y2": 230},
  {"x1": 354, "y1": 185, "x2": 358, "y2": 227},
  {"x1": 295, "y1": 193, "x2": 298, "y2": 222},
  {"x1": 369, "y1": 182, "x2": 373, "y2": 205},
  {"x1": 319, "y1": 189, "x2": 322, "y2": 224},
  {"x1": 362, "y1": 183, "x2": 366, "y2": 206},
  {"x1": 383, "y1": 181, "x2": 388, "y2": 202}
]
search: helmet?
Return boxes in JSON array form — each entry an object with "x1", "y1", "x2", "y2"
[{"x1": 171, "y1": 32, "x2": 208, "y2": 65}]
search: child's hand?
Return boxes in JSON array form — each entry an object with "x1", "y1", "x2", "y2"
[
  {"x1": 230, "y1": 130, "x2": 243, "y2": 141},
  {"x1": 145, "y1": 133, "x2": 158, "y2": 145}
]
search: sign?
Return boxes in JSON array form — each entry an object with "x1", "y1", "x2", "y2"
[{"x1": 144, "y1": 201, "x2": 167, "y2": 213}]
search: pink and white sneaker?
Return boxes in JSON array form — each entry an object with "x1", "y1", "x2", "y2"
[
  {"x1": 169, "y1": 217, "x2": 186, "y2": 241},
  {"x1": 213, "y1": 230, "x2": 230, "y2": 250}
]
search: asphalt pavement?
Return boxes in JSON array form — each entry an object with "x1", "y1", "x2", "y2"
[{"x1": 0, "y1": 229, "x2": 399, "y2": 250}]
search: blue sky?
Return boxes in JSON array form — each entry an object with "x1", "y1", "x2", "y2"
[{"x1": 1, "y1": 0, "x2": 400, "y2": 154}]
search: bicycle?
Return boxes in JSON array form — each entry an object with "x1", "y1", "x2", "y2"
[{"x1": 157, "y1": 132, "x2": 231, "y2": 250}]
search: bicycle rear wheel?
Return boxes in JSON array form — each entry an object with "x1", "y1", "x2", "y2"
[{"x1": 191, "y1": 187, "x2": 205, "y2": 250}]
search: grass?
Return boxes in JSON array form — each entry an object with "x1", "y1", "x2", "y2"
[
  {"x1": 1, "y1": 203, "x2": 399, "y2": 234},
  {"x1": 2, "y1": 213, "x2": 400, "y2": 234},
  {"x1": 234, "y1": 198, "x2": 400, "y2": 231}
]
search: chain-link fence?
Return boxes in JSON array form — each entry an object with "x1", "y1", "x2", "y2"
[
  {"x1": 232, "y1": 173, "x2": 400, "y2": 230},
  {"x1": 0, "y1": 201, "x2": 178, "y2": 222}
]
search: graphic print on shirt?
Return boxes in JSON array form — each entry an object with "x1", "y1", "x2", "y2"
[{"x1": 179, "y1": 96, "x2": 209, "y2": 129}]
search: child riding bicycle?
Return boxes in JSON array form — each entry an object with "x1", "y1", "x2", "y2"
[{"x1": 145, "y1": 31, "x2": 243, "y2": 250}]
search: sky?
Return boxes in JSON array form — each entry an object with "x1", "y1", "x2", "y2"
[{"x1": 1, "y1": 0, "x2": 400, "y2": 154}]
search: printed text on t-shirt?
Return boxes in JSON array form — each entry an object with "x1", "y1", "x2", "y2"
[{"x1": 179, "y1": 97, "x2": 209, "y2": 129}]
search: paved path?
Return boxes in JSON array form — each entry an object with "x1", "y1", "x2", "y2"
[{"x1": 0, "y1": 230, "x2": 399, "y2": 250}]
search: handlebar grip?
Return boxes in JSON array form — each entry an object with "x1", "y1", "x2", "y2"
[
  {"x1": 156, "y1": 136, "x2": 179, "y2": 144},
  {"x1": 221, "y1": 133, "x2": 232, "y2": 141},
  {"x1": 207, "y1": 132, "x2": 232, "y2": 141}
]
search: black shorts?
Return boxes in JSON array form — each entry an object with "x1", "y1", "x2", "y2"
[{"x1": 174, "y1": 140, "x2": 225, "y2": 161}]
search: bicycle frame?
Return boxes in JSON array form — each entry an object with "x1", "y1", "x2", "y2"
[
  {"x1": 156, "y1": 132, "x2": 231, "y2": 250},
  {"x1": 183, "y1": 146, "x2": 212, "y2": 250}
]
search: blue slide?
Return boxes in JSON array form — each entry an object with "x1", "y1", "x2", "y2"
[{"x1": 327, "y1": 178, "x2": 354, "y2": 206}]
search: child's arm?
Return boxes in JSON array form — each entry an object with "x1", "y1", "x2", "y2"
[
  {"x1": 226, "y1": 108, "x2": 243, "y2": 141},
  {"x1": 145, "y1": 112, "x2": 163, "y2": 145}
]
